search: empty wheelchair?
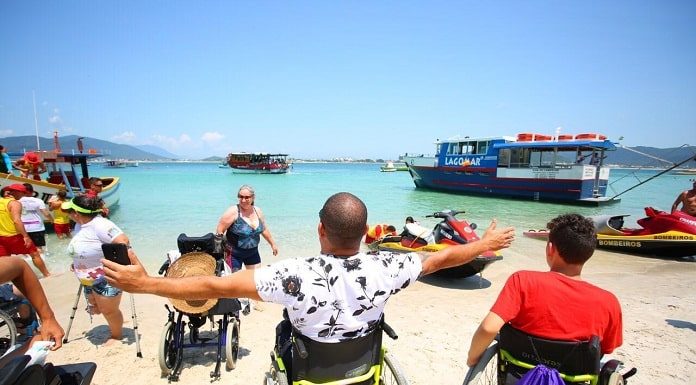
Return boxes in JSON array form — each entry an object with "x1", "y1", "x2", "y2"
[
  {"x1": 463, "y1": 324, "x2": 636, "y2": 385},
  {"x1": 157, "y1": 233, "x2": 242, "y2": 382},
  {"x1": 264, "y1": 314, "x2": 408, "y2": 385}
]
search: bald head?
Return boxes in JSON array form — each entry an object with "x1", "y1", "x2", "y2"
[{"x1": 319, "y1": 192, "x2": 368, "y2": 249}]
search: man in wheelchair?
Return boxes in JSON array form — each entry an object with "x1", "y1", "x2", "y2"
[
  {"x1": 466, "y1": 214, "x2": 631, "y2": 384},
  {"x1": 105, "y1": 192, "x2": 515, "y2": 384}
]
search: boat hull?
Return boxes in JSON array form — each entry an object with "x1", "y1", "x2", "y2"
[
  {"x1": 0, "y1": 174, "x2": 120, "y2": 210},
  {"x1": 407, "y1": 165, "x2": 614, "y2": 205},
  {"x1": 523, "y1": 230, "x2": 696, "y2": 258},
  {"x1": 230, "y1": 167, "x2": 288, "y2": 174}
]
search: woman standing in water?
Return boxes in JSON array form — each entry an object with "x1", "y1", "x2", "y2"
[{"x1": 216, "y1": 184, "x2": 278, "y2": 271}]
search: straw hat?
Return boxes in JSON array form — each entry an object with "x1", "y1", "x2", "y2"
[{"x1": 165, "y1": 252, "x2": 218, "y2": 314}]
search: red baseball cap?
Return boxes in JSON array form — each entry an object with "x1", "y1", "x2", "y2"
[{"x1": 1, "y1": 184, "x2": 29, "y2": 194}]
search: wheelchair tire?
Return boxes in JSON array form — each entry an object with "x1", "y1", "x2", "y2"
[
  {"x1": 0, "y1": 309, "x2": 17, "y2": 357},
  {"x1": 158, "y1": 321, "x2": 177, "y2": 375},
  {"x1": 381, "y1": 353, "x2": 409, "y2": 385},
  {"x1": 225, "y1": 318, "x2": 240, "y2": 370},
  {"x1": 462, "y1": 342, "x2": 498, "y2": 385}
]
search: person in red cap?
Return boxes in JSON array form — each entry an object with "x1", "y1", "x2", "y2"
[
  {"x1": 13, "y1": 152, "x2": 47, "y2": 181},
  {"x1": 0, "y1": 183, "x2": 51, "y2": 277}
]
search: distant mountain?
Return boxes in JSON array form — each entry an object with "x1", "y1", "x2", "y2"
[
  {"x1": 606, "y1": 145, "x2": 696, "y2": 168},
  {"x1": 134, "y1": 144, "x2": 180, "y2": 159},
  {"x1": 0, "y1": 135, "x2": 168, "y2": 160}
]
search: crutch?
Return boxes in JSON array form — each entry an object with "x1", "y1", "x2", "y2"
[
  {"x1": 63, "y1": 284, "x2": 83, "y2": 343},
  {"x1": 129, "y1": 293, "x2": 142, "y2": 357}
]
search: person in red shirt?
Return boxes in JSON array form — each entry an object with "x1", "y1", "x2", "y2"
[
  {"x1": 84, "y1": 177, "x2": 109, "y2": 217},
  {"x1": 467, "y1": 213, "x2": 622, "y2": 367}
]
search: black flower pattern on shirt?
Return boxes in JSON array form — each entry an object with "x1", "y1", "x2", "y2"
[
  {"x1": 281, "y1": 275, "x2": 304, "y2": 301},
  {"x1": 309, "y1": 256, "x2": 339, "y2": 292},
  {"x1": 342, "y1": 258, "x2": 362, "y2": 272}
]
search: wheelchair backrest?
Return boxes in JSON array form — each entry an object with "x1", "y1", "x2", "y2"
[
  {"x1": 177, "y1": 233, "x2": 224, "y2": 261},
  {"x1": 291, "y1": 322, "x2": 383, "y2": 385},
  {"x1": 499, "y1": 324, "x2": 601, "y2": 377}
]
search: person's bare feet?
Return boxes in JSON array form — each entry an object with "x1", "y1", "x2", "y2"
[{"x1": 104, "y1": 336, "x2": 122, "y2": 346}]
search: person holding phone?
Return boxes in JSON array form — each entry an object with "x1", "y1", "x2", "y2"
[{"x1": 62, "y1": 195, "x2": 132, "y2": 345}]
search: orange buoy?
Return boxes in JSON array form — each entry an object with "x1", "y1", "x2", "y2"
[
  {"x1": 556, "y1": 134, "x2": 574, "y2": 140},
  {"x1": 533, "y1": 134, "x2": 553, "y2": 141},
  {"x1": 517, "y1": 133, "x2": 534, "y2": 141},
  {"x1": 575, "y1": 133, "x2": 607, "y2": 140}
]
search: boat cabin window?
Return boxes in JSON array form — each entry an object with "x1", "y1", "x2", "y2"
[
  {"x1": 447, "y1": 143, "x2": 460, "y2": 155},
  {"x1": 498, "y1": 149, "x2": 511, "y2": 167},
  {"x1": 477, "y1": 141, "x2": 489, "y2": 154},
  {"x1": 509, "y1": 148, "x2": 531, "y2": 167}
]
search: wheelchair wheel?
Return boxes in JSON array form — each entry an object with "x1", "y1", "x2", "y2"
[
  {"x1": 380, "y1": 353, "x2": 409, "y2": 385},
  {"x1": 0, "y1": 309, "x2": 17, "y2": 357},
  {"x1": 462, "y1": 342, "x2": 498, "y2": 385},
  {"x1": 225, "y1": 318, "x2": 240, "y2": 370},
  {"x1": 266, "y1": 363, "x2": 289, "y2": 385},
  {"x1": 158, "y1": 321, "x2": 177, "y2": 375}
]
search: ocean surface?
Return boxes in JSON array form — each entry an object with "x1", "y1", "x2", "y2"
[{"x1": 41, "y1": 162, "x2": 693, "y2": 274}]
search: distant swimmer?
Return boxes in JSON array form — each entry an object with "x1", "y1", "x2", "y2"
[{"x1": 671, "y1": 180, "x2": 696, "y2": 216}]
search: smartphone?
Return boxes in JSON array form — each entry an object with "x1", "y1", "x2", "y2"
[{"x1": 102, "y1": 243, "x2": 131, "y2": 265}]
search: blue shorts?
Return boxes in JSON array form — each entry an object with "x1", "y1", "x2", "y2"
[
  {"x1": 229, "y1": 246, "x2": 261, "y2": 271},
  {"x1": 83, "y1": 278, "x2": 122, "y2": 298}
]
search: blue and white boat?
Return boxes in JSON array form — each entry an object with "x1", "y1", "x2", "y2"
[{"x1": 401, "y1": 133, "x2": 618, "y2": 205}]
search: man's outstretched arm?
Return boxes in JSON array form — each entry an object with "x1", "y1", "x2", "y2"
[
  {"x1": 419, "y1": 219, "x2": 515, "y2": 276},
  {"x1": 103, "y1": 253, "x2": 262, "y2": 301}
]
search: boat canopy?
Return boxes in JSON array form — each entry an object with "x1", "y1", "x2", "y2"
[{"x1": 493, "y1": 140, "x2": 617, "y2": 151}]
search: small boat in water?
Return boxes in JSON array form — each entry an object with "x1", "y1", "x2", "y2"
[
  {"x1": 523, "y1": 208, "x2": 696, "y2": 258},
  {"x1": 380, "y1": 161, "x2": 408, "y2": 172},
  {"x1": 225, "y1": 153, "x2": 290, "y2": 174},
  {"x1": 103, "y1": 160, "x2": 127, "y2": 168},
  {"x1": 401, "y1": 132, "x2": 617, "y2": 205},
  {"x1": 3, "y1": 145, "x2": 120, "y2": 210},
  {"x1": 673, "y1": 168, "x2": 696, "y2": 175}
]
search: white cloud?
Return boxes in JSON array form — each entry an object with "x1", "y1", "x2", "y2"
[
  {"x1": 111, "y1": 131, "x2": 137, "y2": 143},
  {"x1": 0, "y1": 129, "x2": 13, "y2": 136},
  {"x1": 151, "y1": 133, "x2": 192, "y2": 149},
  {"x1": 48, "y1": 108, "x2": 62, "y2": 125},
  {"x1": 201, "y1": 131, "x2": 224, "y2": 144}
]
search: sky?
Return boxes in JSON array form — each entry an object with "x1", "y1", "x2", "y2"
[{"x1": 1, "y1": 1, "x2": 694, "y2": 159}]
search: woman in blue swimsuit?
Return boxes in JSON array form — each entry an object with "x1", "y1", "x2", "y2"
[{"x1": 216, "y1": 185, "x2": 279, "y2": 271}]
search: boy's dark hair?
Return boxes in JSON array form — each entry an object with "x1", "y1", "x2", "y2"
[{"x1": 547, "y1": 213, "x2": 597, "y2": 264}]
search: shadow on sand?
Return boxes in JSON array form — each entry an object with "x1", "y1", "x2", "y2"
[
  {"x1": 418, "y1": 274, "x2": 492, "y2": 290},
  {"x1": 666, "y1": 319, "x2": 696, "y2": 331}
]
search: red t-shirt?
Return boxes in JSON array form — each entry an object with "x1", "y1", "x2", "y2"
[
  {"x1": 491, "y1": 271, "x2": 622, "y2": 354},
  {"x1": 84, "y1": 189, "x2": 98, "y2": 198}
]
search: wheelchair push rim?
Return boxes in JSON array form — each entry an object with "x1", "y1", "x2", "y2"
[{"x1": 0, "y1": 309, "x2": 18, "y2": 357}]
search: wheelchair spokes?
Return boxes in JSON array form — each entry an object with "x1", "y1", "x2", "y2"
[
  {"x1": 0, "y1": 309, "x2": 17, "y2": 357},
  {"x1": 380, "y1": 353, "x2": 409, "y2": 385}
]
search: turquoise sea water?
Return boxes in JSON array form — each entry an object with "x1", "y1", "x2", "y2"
[{"x1": 41, "y1": 163, "x2": 693, "y2": 274}]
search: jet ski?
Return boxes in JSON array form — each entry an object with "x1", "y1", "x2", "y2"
[
  {"x1": 370, "y1": 209, "x2": 503, "y2": 278},
  {"x1": 523, "y1": 207, "x2": 696, "y2": 258}
]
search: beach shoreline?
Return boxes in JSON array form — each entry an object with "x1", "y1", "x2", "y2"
[{"x1": 34, "y1": 238, "x2": 696, "y2": 385}]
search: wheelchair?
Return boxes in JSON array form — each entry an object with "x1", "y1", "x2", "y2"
[
  {"x1": 156, "y1": 233, "x2": 242, "y2": 382},
  {"x1": 0, "y1": 286, "x2": 38, "y2": 357},
  {"x1": 264, "y1": 314, "x2": 408, "y2": 385},
  {"x1": 463, "y1": 324, "x2": 637, "y2": 385}
]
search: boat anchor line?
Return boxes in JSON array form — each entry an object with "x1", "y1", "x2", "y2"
[{"x1": 608, "y1": 151, "x2": 696, "y2": 201}]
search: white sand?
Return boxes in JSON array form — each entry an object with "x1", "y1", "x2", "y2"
[{"x1": 38, "y1": 240, "x2": 696, "y2": 385}]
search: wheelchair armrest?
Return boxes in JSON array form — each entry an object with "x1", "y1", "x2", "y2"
[
  {"x1": 295, "y1": 338, "x2": 309, "y2": 359},
  {"x1": 383, "y1": 322, "x2": 398, "y2": 340},
  {"x1": 158, "y1": 259, "x2": 170, "y2": 276}
]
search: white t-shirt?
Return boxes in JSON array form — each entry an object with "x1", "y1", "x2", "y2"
[
  {"x1": 19, "y1": 197, "x2": 47, "y2": 232},
  {"x1": 255, "y1": 251, "x2": 422, "y2": 342},
  {"x1": 67, "y1": 216, "x2": 124, "y2": 285}
]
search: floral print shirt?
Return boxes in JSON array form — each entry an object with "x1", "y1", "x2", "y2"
[{"x1": 255, "y1": 251, "x2": 422, "y2": 342}]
